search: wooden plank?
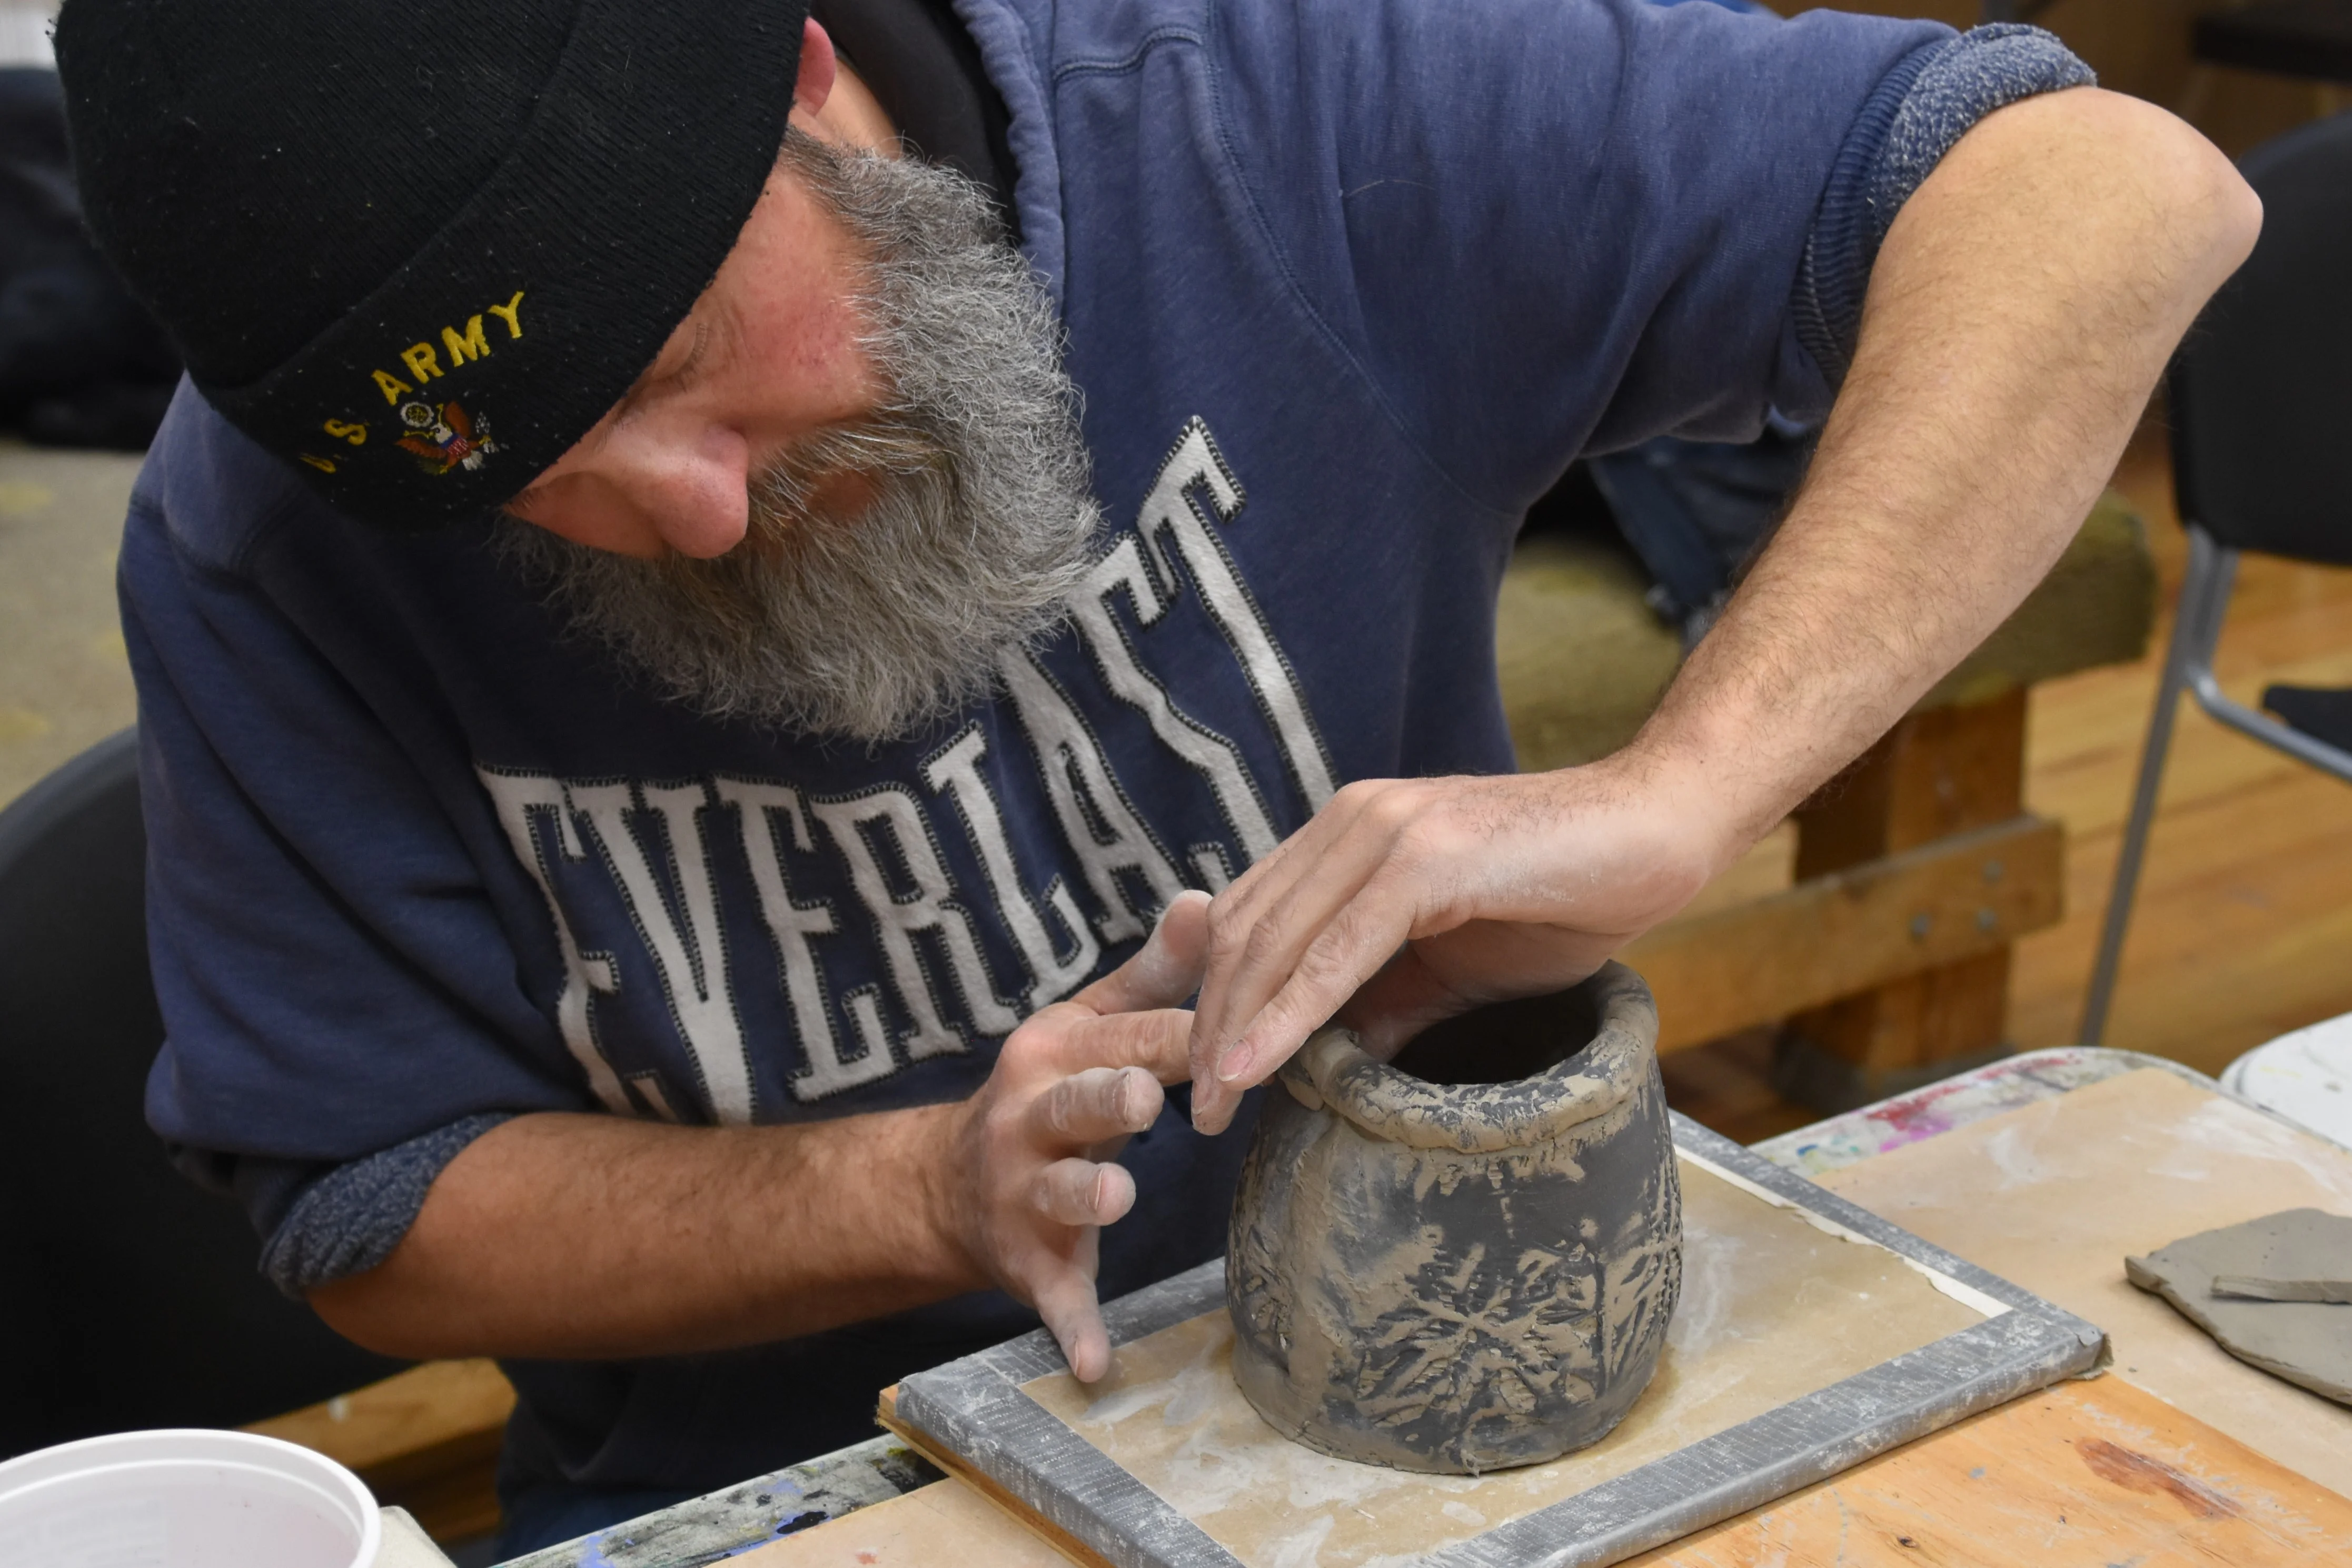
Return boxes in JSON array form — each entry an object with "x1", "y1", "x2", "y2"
[
  {"x1": 1626, "y1": 815, "x2": 2062, "y2": 1053},
  {"x1": 243, "y1": 1357, "x2": 513, "y2": 1481},
  {"x1": 1793, "y1": 689, "x2": 2030, "y2": 877},
  {"x1": 875, "y1": 1386, "x2": 1107, "y2": 1568},
  {"x1": 1626, "y1": 1374, "x2": 2352, "y2": 1566},
  {"x1": 1785, "y1": 690, "x2": 2030, "y2": 1080},
  {"x1": 1787, "y1": 949, "x2": 2013, "y2": 1078},
  {"x1": 1812, "y1": 1067, "x2": 2352, "y2": 1499},
  {"x1": 243, "y1": 1357, "x2": 513, "y2": 1543},
  {"x1": 736, "y1": 1472, "x2": 1070, "y2": 1568}
]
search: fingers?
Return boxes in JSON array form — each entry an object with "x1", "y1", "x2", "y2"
[
  {"x1": 1077, "y1": 889, "x2": 1210, "y2": 1016},
  {"x1": 1033, "y1": 1234, "x2": 1112, "y2": 1383},
  {"x1": 1209, "y1": 888, "x2": 1412, "y2": 1090},
  {"x1": 1191, "y1": 792, "x2": 1394, "y2": 1061},
  {"x1": 1032, "y1": 1156, "x2": 1137, "y2": 1226},
  {"x1": 970, "y1": 905, "x2": 1205, "y2": 1393},
  {"x1": 1029, "y1": 1066, "x2": 1164, "y2": 1147},
  {"x1": 1029, "y1": 1005, "x2": 1195, "y2": 1085},
  {"x1": 1189, "y1": 799, "x2": 1417, "y2": 1133}
]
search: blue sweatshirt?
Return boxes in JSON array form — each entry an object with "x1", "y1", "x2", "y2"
[{"x1": 121, "y1": 0, "x2": 2085, "y2": 1496}]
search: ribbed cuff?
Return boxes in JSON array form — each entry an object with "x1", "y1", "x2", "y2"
[
  {"x1": 259, "y1": 1112, "x2": 515, "y2": 1296},
  {"x1": 1793, "y1": 24, "x2": 2097, "y2": 385}
]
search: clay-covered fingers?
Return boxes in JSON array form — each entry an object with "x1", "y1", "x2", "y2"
[
  {"x1": 1189, "y1": 783, "x2": 1434, "y2": 1132},
  {"x1": 1031, "y1": 1065, "x2": 1164, "y2": 1148},
  {"x1": 1209, "y1": 885, "x2": 1414, "y2": 1086},
  {"x1": 1029, "y1": 1233, "x2": 1112, "y2": 1382},
  {"x1": 955, "y1": 894, "x2": 1222, "y2": 1386},
  {"x1": 1031, "y1": 1156, "x2": 1138, "y2": 1227},
  {"x1": 1075, "y1": 889, "x2": 1210, "y2": 1016}
]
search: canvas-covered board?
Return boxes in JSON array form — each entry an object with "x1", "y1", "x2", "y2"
[{"x1": 888, "y1": 1115, "x2": 2106, "y2": 1568}]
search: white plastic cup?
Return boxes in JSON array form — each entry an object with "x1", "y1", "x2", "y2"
[{"x1": 0, "y1": 1428, "x2": 381, "y2": 1568}]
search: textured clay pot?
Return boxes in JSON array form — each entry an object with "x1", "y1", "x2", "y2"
[{"x1": 1226, "y1": 961, "x2": 1681, "y2": 1473}]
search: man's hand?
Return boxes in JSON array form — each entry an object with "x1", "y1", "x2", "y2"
[
  {"x1": 1187, "y1": 87, "x2": 2261, "y2": 1132},
  {"x1": 938, "y1": 890, "x2": 1208, "y2": 1379},
  {"x1": 314, "y1": 897, "x2": 1209, "y2": 1369},
  {"x1": 1186, "y1": 765, "x2": 1725, "y2": 1133}
]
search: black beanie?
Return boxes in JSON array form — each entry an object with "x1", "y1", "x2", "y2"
[{"x1": 54, "y1": 0, "x2": 807, "y2": 530}]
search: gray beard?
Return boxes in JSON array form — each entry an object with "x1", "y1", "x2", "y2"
[{"x1": 495, "y1": 131, "x2": 1099, "y2": 743}]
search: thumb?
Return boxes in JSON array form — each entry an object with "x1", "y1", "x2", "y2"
[{"x1": 1076, "y1": 889, "x2": 1209, "y2": 1016}]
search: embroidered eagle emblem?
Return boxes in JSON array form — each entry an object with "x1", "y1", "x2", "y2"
[{"x1": 396, "y1": 400, "x2": 500, "y2": 475}]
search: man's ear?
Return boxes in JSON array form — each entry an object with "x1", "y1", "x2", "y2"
[{"x1": 793, "y1": 17, "x2": 838, "y2": 118}]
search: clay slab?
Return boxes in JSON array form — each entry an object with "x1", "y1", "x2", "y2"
[
  {"x1": 2127, "y1": 1207, "x2": 2352, "y2": 1404},
  {"x1": 892, "y1": 1116, "x2": 2104, "y2": 1568}
]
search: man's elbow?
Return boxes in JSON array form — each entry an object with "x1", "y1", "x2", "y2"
[
  {"x1": 2076, "y1": 88, "x2": 2261, "y2": 304},
  {"x1": 2145, "y1": 103, "x2": 2261, "y2": 292},
  {"x1": 2208, "y1": 167, "x2": 2265, "y2": 286},
  {"x1": 309, "y1": 1264, "x2": 467, "y2": 1362}
]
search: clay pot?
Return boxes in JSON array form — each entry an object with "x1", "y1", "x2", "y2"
[{"x1": 1226, "y1": 961, "x2": 1681, "y2": 1473}]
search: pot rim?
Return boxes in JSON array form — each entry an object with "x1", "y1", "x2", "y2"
[{"x1": 1278, "y1": 961, "x2": 1658, "y2": 1153}]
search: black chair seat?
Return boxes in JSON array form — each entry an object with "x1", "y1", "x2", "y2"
[
  {"x1": 2262, "y1": 684, "x2": 2352, "y2": 753},
  {"x1": 0, "y1": 729, "x2": 404, "y2": 1460}
]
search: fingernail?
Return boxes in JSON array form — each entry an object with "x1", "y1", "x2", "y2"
[{"x1": 1215, "y1": 1044, "x2": 1255, "y2": 1084}]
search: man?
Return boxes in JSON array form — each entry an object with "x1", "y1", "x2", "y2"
[{"x1": 56, "y1": 0, "x2": 2254, "y2": 1550}]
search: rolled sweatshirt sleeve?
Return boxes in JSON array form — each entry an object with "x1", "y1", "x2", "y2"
[
  {"x1": 1794, "y1": 23, "x2": 2095, "y2": 385},
  {"x1": 124, "y1": 388, "x2": 593, "y2": 1291},
  {"x1": 1204, "y1": 0, "x2": 2090, "y2": 510}
]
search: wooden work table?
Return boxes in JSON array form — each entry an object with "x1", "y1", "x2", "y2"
[{"x1": 498, "y1": 1050, "x2": 2352, "y2": 1567}]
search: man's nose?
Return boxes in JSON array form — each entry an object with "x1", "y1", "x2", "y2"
[{"x1": 605, "y1": 416, "x2": 754, "y2": 559}]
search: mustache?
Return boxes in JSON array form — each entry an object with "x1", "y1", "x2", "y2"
[
  {"x1": 495, "y1": 404, "x2": 1095, "y2": 742},
  {"x1": 751, "y1": 421, "x2": 949, "y2": 536}
]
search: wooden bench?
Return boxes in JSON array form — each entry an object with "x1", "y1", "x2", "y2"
[{"x1": 1500, "y1": 491, "x2": 2157, "y2": 1107}]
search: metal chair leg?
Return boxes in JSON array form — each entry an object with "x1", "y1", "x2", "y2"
[{"x1": 2079, "y1": 529, "x2": 2235, "y2": 1045}]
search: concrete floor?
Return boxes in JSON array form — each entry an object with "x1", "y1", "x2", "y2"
[{"x1": 0, "y1": 438, "x2": 144, "y2": 808}]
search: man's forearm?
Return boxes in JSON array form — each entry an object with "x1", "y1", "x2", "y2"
[
  {"x1": 309, "y1": 1104, "x2": 978, "y2": 1360},
  {"x1": 1632, "y1": 87, "x2": 2260, "y2": 859},
  {"x1": 312, "y1": 907, "x2": 1209, "y2": 1370},
  {"x1": 1179, "y1": 88, "x2": 2259, "y2": 1129}
]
